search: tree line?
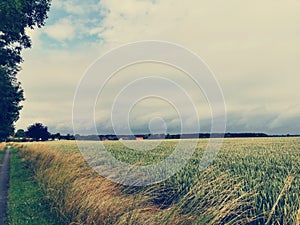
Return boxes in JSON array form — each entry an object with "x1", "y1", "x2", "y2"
[{"x1": 12, "y1": 122, "x2": 75, "y2": 142}]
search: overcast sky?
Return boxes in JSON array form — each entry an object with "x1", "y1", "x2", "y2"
[{"x1": 15, "y1": 0, "x2": 300, "y2": 135}]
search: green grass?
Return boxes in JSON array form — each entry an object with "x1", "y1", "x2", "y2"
[{"x1": 8, "y1": 148, "x2": 63, "y2": 225}]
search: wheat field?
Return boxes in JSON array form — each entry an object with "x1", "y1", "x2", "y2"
[{"x1": 13, "y1": 137, "x2": 300, "y2": 224}]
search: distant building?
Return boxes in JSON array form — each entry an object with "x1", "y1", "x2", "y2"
[{"x1": 136, "y1": 137, "x2": 144, "y2": 141}]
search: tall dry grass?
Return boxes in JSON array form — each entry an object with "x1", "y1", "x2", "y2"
[
  {"x1": 0, "y1": 142, "x2": 6, "y2": 151},
  {"x1": 0, "y1": 142, "x2": 6, "y2": 162},
  {"x1": 14, "y1": 142, "x2": 255, "y2": 224}
]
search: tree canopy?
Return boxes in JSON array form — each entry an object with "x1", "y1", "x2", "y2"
[
  {"x1": 0, "y1": 0, "x2": 51, "y2": 72},
  {"x1": 0, "y1": 67, "x2": 24, "y2": 139},
  {"x1": 27, "y1": 122, "x2": 50, "y2": 141},
  {"x1": 0, "y1": 0, "x2": 51, "y2": 140},
  {"x1": 14, "y1": 128, "x2": 26, "y2": 138}
]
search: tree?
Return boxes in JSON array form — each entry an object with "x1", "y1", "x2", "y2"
[
  {"x1": 14, "y1": 128, "x2": 26, "y2": 138},
  {"x1": 0, "y1": 0, "x2": 52, "y2": 140},
  {"x1": 50, "y1": 132, "x2": 61, "y2": 140},
  {"x1": 0, "y1": 0, "x2": 52, "y2": 71},
  {"x1": 0, "y1": 67, "x2": 24, "y2": 140},
  {"x1": 26, "y1": 123, "x2": 50, "y2": 141}
]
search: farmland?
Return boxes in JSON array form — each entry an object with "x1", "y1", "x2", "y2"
[{"x1": 10, "y1": 137, "x2": 300, "y2": 224}]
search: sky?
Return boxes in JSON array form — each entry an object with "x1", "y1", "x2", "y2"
[{"x1": 15, "y1": 0, "x2": 300, "y2": 135}]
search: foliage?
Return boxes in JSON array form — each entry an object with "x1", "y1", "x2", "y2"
[
  {"x1": 0, "y1": 0, "x2": 51, "y2": 72},
  {"x1": 0, "y1": 0, "x2": 51, "y2": 140},
  {"x1": 0, "y1": 68, "x2": 24, "y2": 140},
  {"x1": 14, "y1": 129, "x2": 26, "y2": 138},
  {"x1": 26, "y1": 122, "x2": 50, "y2": 141}
]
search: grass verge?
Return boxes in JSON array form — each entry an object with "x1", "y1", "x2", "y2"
[
  {"x1": 0, "y1": 143, "x2": 6, "y2": 162},
  {"x1": 8, "y1": 148, "x2": 64, "y2": 225}
]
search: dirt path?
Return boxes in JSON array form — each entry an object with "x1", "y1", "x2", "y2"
[{"x1": 0, "y1": 145, "x2": 10, "y2": 225}]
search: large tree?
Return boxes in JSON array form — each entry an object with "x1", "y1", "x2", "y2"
[
  {"x1": 14, "y1": 128, "x2": 26, "y2": 138},
  {"x1": 26, "y1": 122, "x2": 50, "y2": 141},
  {"x1": 0, "y1": 0, "x2": 51, "y2": 140},
  {"x1": 0, "y1": 67, "x2": 24, "y2": 139}
]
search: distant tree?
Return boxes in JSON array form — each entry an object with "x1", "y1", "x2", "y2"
[
  {"x1": 50, "y1": 132, "x2": 61, "y2": 140},
  {"x1": 0, "y1": 0, "x2": 51, "y2": 140},
  {"x1": 60, "y1": 133, "x2": 75, "y2": 140},
  {"x1": 26, "y1": 123, "x2": 50, "y2": 141},
  {"x1": 14, "y1": 129, "x2": 26, "y2": 138}
]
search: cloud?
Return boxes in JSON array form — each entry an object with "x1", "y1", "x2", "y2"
[
  {"x1": 43, "y1": 18, "x2": 75, "y2": 41},
  {"x1": 37, "y1": 0, "x2": 106, "y2": 48},
  {"x1": 269, "y1": 105, "x2": 300, "y2": 132},
  {"x1": 54, "y1": 1, "x2": 85, "y2": 15},
  {"x1": 15, "y1": 0, "x2": 300, "y2": 135},
  {"x1": 52, "y1": 0, "x2": 101, "y2": 15}
]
